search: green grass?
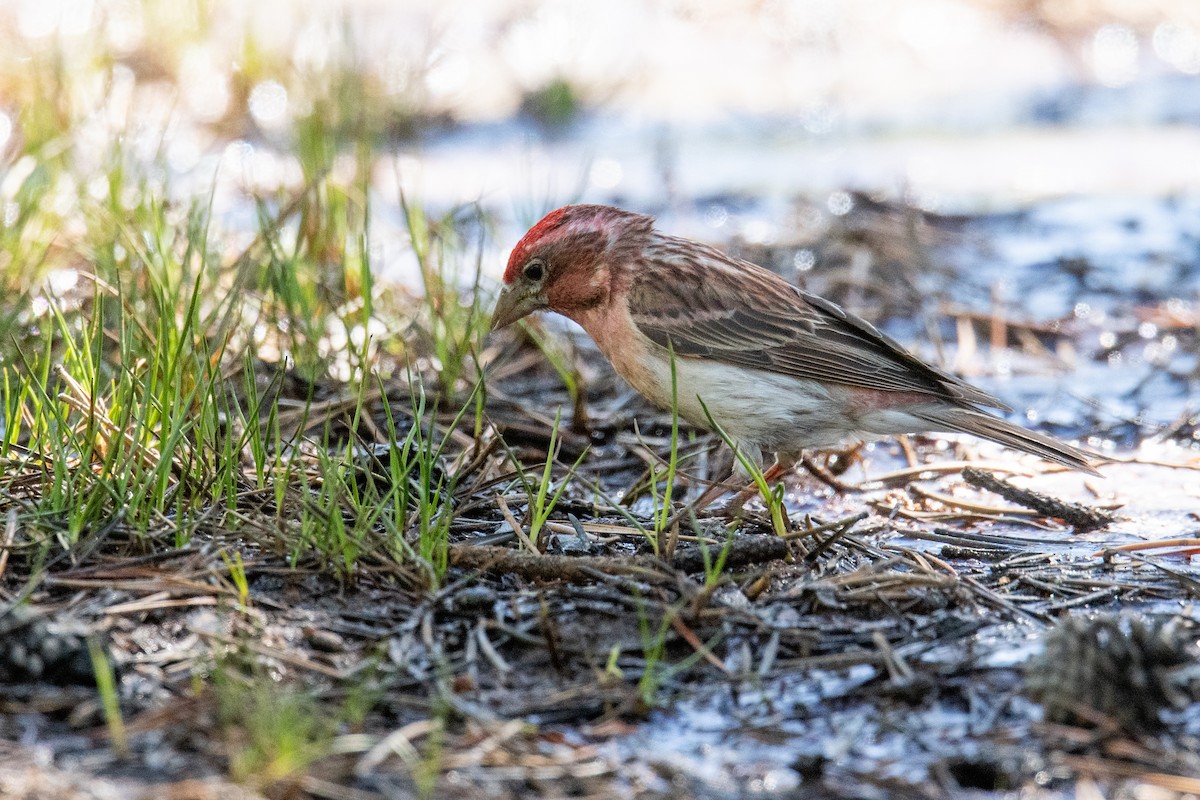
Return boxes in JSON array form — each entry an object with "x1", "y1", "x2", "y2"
[
  {"x1": 89, "y1": 637, "x2": 128, "y2": 758},
  {"x1": 0, "y1": 8, "x2": 743, "y2": 789},
  {"x1": 634, "y1": 599, "x2": 720, "y2": 709},
  {"x1": 698, "y1": 398, "x2": 790, "y2": 537},
  {"x1": 696, "y1": 524, "x2": 738, "y2": 589},
  {"x1": 213, "y1": 660, "x2": 335, "y2": 786},
  {"x1": 653, "y1": 345, "x2": 683, "y2": 540},
  {"x1": 0, "y1": 25, "x2": 498, "y2": 775},
  {"x1": 0, "y1": 12, "x2": 498, "y2": 594},
  {"x1": 518, "y1": 408, "x2": 589, "y2": 550}
]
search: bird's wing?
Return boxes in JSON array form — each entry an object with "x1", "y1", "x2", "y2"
[{"x1": 627, "y1": 242, "x2": 1009, "y2": 411}]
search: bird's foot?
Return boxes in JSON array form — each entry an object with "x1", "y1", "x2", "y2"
[{"x1": 800, "y1": 453, "x2": 860, "y2": 493}]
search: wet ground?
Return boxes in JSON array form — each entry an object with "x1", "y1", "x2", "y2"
[
  {"x1": 4, "y1": 190, "x2": 1200, "y2": 799},
  {"x1": 4, "y1": 1, "x2": 1200, "y2": 798}
]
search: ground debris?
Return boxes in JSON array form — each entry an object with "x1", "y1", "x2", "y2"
[
  {"x1": 1025, "y1": 613, "x2": 1198, "y2": 731},
  {"x1": 0, "y1": 604, "x2": 94, "y2": 686},
  {"x1": 661, "y1": 533, "x2": 791, "y2": 573},
  {"x1": 962, "y1": 467, "x2": 1117, "y2": 531},
  {"x1": 3, "y1": 90, "x2": 1199, "y2": 798},
  {"x1": 447, "y1": 533, "x2": 791, "y2": 584},
  {"x1": 449, "y1": 543, "x2": 672, "y2": 583}
]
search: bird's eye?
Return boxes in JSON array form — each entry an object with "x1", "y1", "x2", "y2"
[{"x1": 522, "y1": 258, "x2": 545, "y2": 282}]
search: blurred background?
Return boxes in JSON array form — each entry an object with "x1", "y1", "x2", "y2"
[
  {"x1": 4, "y1": 0, "x2": 1200, "y2": 242},
  {"x1": 2, "y1": 0, "x2": 1199, "y2": 442}
]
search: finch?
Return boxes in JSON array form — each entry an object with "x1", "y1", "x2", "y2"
[{"x1": 491, "y1": 204, "x2": 1101, "y2": 488}]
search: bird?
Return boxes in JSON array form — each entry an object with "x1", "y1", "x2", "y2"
[{"x1": 490, "y1": 203, "x2": 1101, "y2": 510}]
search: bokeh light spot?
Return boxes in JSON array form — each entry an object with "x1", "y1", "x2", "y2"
[
  {"x1": 1090, "y1": 24, "x2": 1139, "y2": 87},
  {"x1": 249, "y1": 80, "x2": 289, "y2": 129}
]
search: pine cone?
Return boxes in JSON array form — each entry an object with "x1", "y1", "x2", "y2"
[
  {"x1": 0, "y1": 605, "x2": 95, "y2": 685},
  {"x1": 1025, "y1": 614, "x2": 1197, "y2": 731}
]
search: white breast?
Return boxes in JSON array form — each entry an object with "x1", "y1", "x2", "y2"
[
  {"x1": 595, "y1": 331, "x2": 864, "y2": 465},
  {"x1": 571, "y1": 304, "x2": 926, "y2": 469}
]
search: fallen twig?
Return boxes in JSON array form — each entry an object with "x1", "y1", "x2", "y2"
[
  {"x1": 1094, "y1": 538, "x2": 1200, "y2": 559},
  {"x1": 962, "y1": 467, "x2": 1117, "y2": 532},
  {"x1": 669, "y1": 534, "x2": 790, "y2": 573},
  {"x1": 448, "y1": 534, "x2": 792, "y2": 584}
]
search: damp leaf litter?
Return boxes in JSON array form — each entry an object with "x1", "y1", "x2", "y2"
[{"x1": 1, "y1": 2, "x2": 1200, "y2": 799}]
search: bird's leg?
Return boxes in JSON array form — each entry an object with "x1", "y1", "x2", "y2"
[
  {"x1": 799, "y1": 453, "x2": 859, "y2": 493},
  {"x1": 664, "y1": 460, "x2": 792, "y2": 529},
  {"x1": 719, "y1": 460, "x2": 792, "y2": 515},
  {"x1": 662, "y1": 471, "x2": 742, "y2": 530}
]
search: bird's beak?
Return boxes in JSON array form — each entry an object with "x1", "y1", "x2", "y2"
[{"x1": 489, "y1": 285, "x2": 544, "y2": 331}]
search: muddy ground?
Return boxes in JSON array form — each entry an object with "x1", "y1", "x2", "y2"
[{"x1": 2, "y1": 195, "x2": 1199, "y2": 800}]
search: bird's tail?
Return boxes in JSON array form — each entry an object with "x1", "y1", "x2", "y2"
[{"x1": 915, "y1": 408, "x2": 1105, "y2": 476}]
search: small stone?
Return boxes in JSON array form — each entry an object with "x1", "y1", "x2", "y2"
[{"x1": 303, "y1": 627, "x2": 346, "y2": 653}]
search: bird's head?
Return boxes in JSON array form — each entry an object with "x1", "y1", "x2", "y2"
[{"x1": 490, "y1": 204, "x2": 653, "y2": 330}]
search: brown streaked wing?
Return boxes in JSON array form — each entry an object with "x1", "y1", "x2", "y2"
[{"x1": 627, "y1": 240, "x2": 1009, "y2": 411}]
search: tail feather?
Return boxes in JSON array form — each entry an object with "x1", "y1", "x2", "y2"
[{"x1": 917, "y1": 409, "x2": 1104, "y2": 476}]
